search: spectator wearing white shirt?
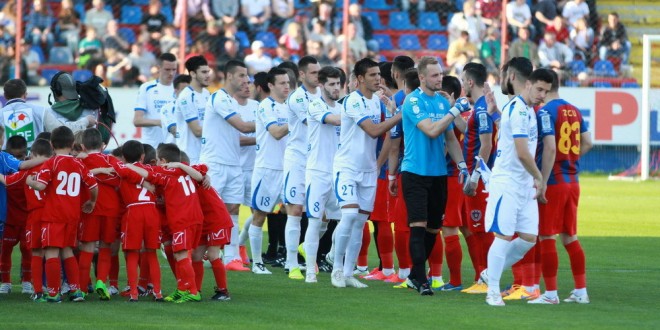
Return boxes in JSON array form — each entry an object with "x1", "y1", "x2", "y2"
[
  {"x1": 245, "y1": 41, "x2": 274, "y2": 76},
  {"x1": 84, "y1": 0, "x2": 114, "y2": 38},
  {"x1": 128, "y1": 42, "x2": 157, "y2": 83},
  {"x1": 174, "y1": 0, "x2": 215, "y2": 28},
  {"x1": 562, "y1": 0, "x2": 589, "y2": 29},
  {"x1": 506, "y1": 0, "x2": 535, "y2": 41},
  {"x1": 538, "y1": 31, "x2": 573, "y2": 79},
  {"x1": 569, "y1": 17, "x2": 594, "y2": 62},
  {"x1": 448, "y1": 0, "x2": 486, "y2": 48},
  {"x1": 241, "y1": 0, "x2": 271, "y2": 33}
]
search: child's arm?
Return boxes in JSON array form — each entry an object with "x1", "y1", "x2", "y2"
[
  {"x1": 123, "y1": 163, "x2": 150, "y2": 178},
  {"x1": 18, "y1": 155, "x2": 48, "y2": 170},
  {"x1": 26, "y1": 175, "x2": 46, "y2": 191},
  {"x1": 163, "y1": 162, "x2": 203, "y2": 181},
  {"x1": 0, "y1": 175, "x2": 5, "y2": 186},
  {"x1": 82, "y1": 185, "x2": 98, "y2": 214},
  {"x1": 90, "y1": 167, "x2": 115, "y2": 176}
]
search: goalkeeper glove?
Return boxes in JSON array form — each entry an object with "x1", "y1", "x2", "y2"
[
  {"x1": 457, "y1": 161, "x2": 469, "y2": 185},
  {"x1": 449, "y1": 97, "x2": 470, "y2": 118}
]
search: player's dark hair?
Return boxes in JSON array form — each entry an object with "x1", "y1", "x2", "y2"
[
  {"x1": 353, "y1": 58, "x2": 379, "y2": 79},
  {"x1": 6, "y1": 135, "x2": 27, "y2": 151},
  {"x1": 392, "y1": 55, "x2": 415, "y2": 74},
  {"x1": 278, "y1": 61, "x2": 299, "y2": 82},
  {"x1": 528, "y1": 68, "x2": 555, "y2": 85},
  {"x1": 441, "y1": 75, "x2": 462, "y2": 99},
  {"x1": 318, "y1": 66, "x2": 341, "y2": 84},
  {"x1": 3, "y1": 79, "x2": 27, "y2": 100},
  {"x1": 548, "y1": 69, "x2": 560, "y2": 92},
  {"x1": 156, "y1": 143, "x2": 181, "y2": 163},
  {"x1": 173, "y1": 74, "x2": 191, "y2": 89},
  {"x1": 379, "y1": 61, "x2": 397, "y2": 90},
  {"x1": 82, "y1": 128, "x2": 103, "y2": 150},
  {"x1": 180, "y1": 151, "x2": 190, "y2": 164},
  {"x1": 267, "y1": 67, "x2": 289, "y2": 85},
  {"x1": 507, "y1": 57, "x2": 533, "y2": 81},
  {"x1": 224, "y1": 60, "x2": 247, "y2": 76},
  {"x1": 158, "y1": 52, "x2": 177, "y2": 65},
  {"x1": 404, "y1": 68, "x2": 420, "y2": 91},
  {"x1": 463, "y1": 62, "x2": 487, "y2": 87},
  {"x1": 142, "y1": 143, "x2": 156, "y2": 165},
  {"x1": 298, "y1": 56, "x2": 319, "y2": 72},
  {"x1": 122, "y1": 140, "x2": 144, "y2": 163},
  {"x1": 185, "y1": 55, "x2": 208, "y2": 73},
  {"x1": 30, "y1": 138, "x2": 53, "y2": 157},
  {"x1": 336, "y1": 67, "x2": 347, "y2": 89},
  {"x1": 253, "y1": 71, "x2": 270, "y2": 93},
  {"x1": 50, "y1": 126, "x2": 75, "y2": 150},
  {"x1": 36, "y1": 131, "x2": 51, "y2": 141}
]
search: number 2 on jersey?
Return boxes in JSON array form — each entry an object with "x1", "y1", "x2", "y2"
[{"x1": 558, "y1": 121, "x2": 580, "y2": 155}]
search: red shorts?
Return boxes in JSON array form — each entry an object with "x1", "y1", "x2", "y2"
[
  {"x1": 2, "y1": 223, "x2": 25, "y2": 245},
  {"x1": 121, "y1": 205, "x2": 161, "y2": 250},
  {"x1": 26, "y1": 209, "x2": 43, "y2": 249},
  {"x1": 199, "y1": 225, "x2": 232, "y2": 247},
  {"x1": 442, "y1": 176, "x2": 466, "y2": 228},
  {"x1": 464, "y1": 180, "x2": 488, "y2": 233},
  {"x1": 158, "y1": 208, "x2": 171, "y2": 243},
  {"x1": 392, "y1": 176, "x2": 409, "y2": 232},
  {"x1": 41, "y1": 222, "x2": 77, "y2": 248},
  {"x1": 79, "y1": 214, "x2": 120, "y2": 244},
  {"x1": 539, "y1": 183, "x2": 580, "y2": 236},
  {"x1": 170, "y1": 225, "x2": 202, "y2": 253},
  {"x1": 370, "y1": 178, "x2": 390, "y2": 222}
]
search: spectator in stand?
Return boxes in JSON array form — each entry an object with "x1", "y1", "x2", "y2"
[
  {"x1": 348, "y1": 4, "x2": 374, "y2": 43},
  {"x1": 244, "y1": 40, "x2": 274, "y2": 76},
  {"x1": 272, "y1": 0, "x2": 295, "y2": 30},
  {"x1": 141, "y1": 0, "x2": 168, "y2": 47},
  {"x1": 103, "y1": 20, "x2": 130, "y2": 53},
  {"x1": 569, "y1": 17, "x2": 594, "y2": 62},
  {"x1": 448, "y1": 1, "x2": 486, "y2": 48},
  {"x1": 104, "y1": 47, "x2": 131, "y2": 86},
  {"x1": 307, "y1": 17, "x2": 338, "y2": 61},
  {"x1": 211, "y1": 0, "x2": 239, "y2": 28},
  {"x1": 160, "y1": 25, "x2": 180, "y2": 54},
  {"x1": 241, "y1": 0, "x2": 271, "y2": 33},
  {"x1": 562, "y1": 0, "x2": 589, "y2": 30},
  {"x1": 26, "y1": 0, "x2": 55, "y2": 50},
  {"x1": 599, "y1": 12, "x2": 631, "y2": 65},
  {"x1": 78, "y1": 27, "x2": 104, "y2": 67},
  {"x1": 174, "y1": 0, "x2": 215, "y2": 28},
  {"x1": 197, "y1": 21, "x2": 223, "y2": 55},
  {"x1": 272, "y1": 43, "x2": 300, "y2": 66},
  {"x1": 475, "y1": 0, "x2": 502, "y2": 27},
  {"x1": 546, "y1": 16, "x2": 569, "y2": 45},
  {"x1": 306, "y1": 40, "x2": 334, "y2": 66},
  {"x1": 532, "y1": 0, "x2": 557, "y2": 37},
  {"x1": 279, "y1": 22, "x2": 305, "y2": 58},
  {"x1": 21, "y1": 41, "x2": 42, "y2": 86},
  {"x1": 480, "y1": 26, "x2": 501, "y2": 73},
  {"x1": 56, "y1": 0, "x2": 81, "y2": 56},
  {"x1": 0, "y1": 26, "x2": 13, "y2": 51},
  {"x1": 85, "y1": 0, "x2": 114, "y2": 38},
  {"x1": 336, "y1": 23, "x2": 368, "y2": 62},
  {"x1": 446, "y1": 30, "x2": 478, "y2": 75},
  {"x1": 311, "y1": 1, "x2": 336, "y2": 35},
  {"x1": 217, "y1": 39, "x2": 241, "y2": 69},
  {"x1": 426, "y1": 0, "x2": 457, "y2": 21},
  {"x1": 0, "y1": 0, "x2": 17, "y2": 36},
  {"x1": 190, "y1": 39, "x2": 217, "y2": 68},
  {"x1": 506, "y1": 0, "x2": 535, "y2": 41},
  {"x1": 0, "y1": 45, "x2": 27, "y2": 84},
  {"x1": 128, "y1": 42, "x2": 157, "y2": 83},
  {"x1": 400, "y1": 0, "x2": 425, "y2": 24},
  {"x1": 538, "y1": 31, "x2": 574, "y2": 75},
  {"x1": 509, "y1": 26, "x2": 540, "y2": 67}
]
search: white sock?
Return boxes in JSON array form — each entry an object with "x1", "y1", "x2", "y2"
[
  {"x1": 343, "y1": 213, "x2": 368, "y2": 277},
  {"x1": 333, "y1": 208, "x2": 358, "y2": 274},
  {"x1": 545, "y1": 290, "x2": 557, "y2": 299},
  {"x1": 503, "y1": 238, "x2": 536, "y2": 269},
  {"x1": 238, "y1": 215, "x2": 253, "y2": 246},
  {"x1": 487, "y1": 237, "x2": 510, "y2": 294},
  {"x1": 304, "y1": 217, "x2": 322, "y2": 269},
  {"x1": 574, "y1": 288, "x2": 587, "y2": 296},
  {"x1": 319, "y1": 220, "x2": 329, "y2": 237},
  {"x1": 248, "y1": 224, "x2": 263, "y2": 264},
  {"x1": 398, "y1": 268, "x2": 410, "y2": 279},
  {"x1": 523, "y1": 285, "x2": 534, "y2": 293},
  {"x1": 285, "y1": 215, "x2": 302, "y2": 269},
  {"x1": 382, "y1": 268, "x2": 394, "y2": 276},
  {"x1": 224, "y1": 214, "x2": 240, "y2": 263},
  {"x1": 533, "y1": 284, "x2": 540, "y2": 291}
]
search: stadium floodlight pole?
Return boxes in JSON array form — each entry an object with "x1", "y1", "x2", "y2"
[
  {"x1": 14, "y1": 0, "x2": 23, "y2": 79},
  {"x1": 640, "y1": 34, "x2": 657, "y2": 181},
  {"x1": 341, "y1": 0, "x2": 349, "y2": 75},
  {"x1": 178, "y1": 0, "x2": 188, "y2": 74},
  {"x1": 500, "y1": 0, "x2": 508, "y2": 65}
]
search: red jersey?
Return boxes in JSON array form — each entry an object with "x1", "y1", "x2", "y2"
[
  {"x1": 35, "y1": 155, "x2": 97, "y2": 223},
  {"x1": 191, "y1": 164, "x2": 233, "y2": 232},
  {"x1": 463, "y1": 96, "x2": 498, "y2": 171},
  {"x1": 446, "y1": 112, "x2": 470, "y2": 177},
  {"x1": 81, "y1": 152, "x2": 122, "y2": 217},
  {"x1": 147, "y1": 166, "x2": 203, "y2": 232},
  {"x1": 112, "y1": 162, "x2": 157, "y2": 206},
  {"x1": 4, "y1": 170, "x2": 28, "y2": 226}
]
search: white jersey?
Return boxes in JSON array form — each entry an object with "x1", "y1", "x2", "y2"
[
  {"x1": 134, "y1": 80, "x2": 175, "y2": 148},
  {"x1": 199, "y1": 88, "x2": 241, "y2": 166},
  {"x1": 333, "y1": 90, "x2": 382, "y2": 172},
  {"x1": 174, "y1": 86, "x2": 210, "y2": 164},
  {"x1": 255, "y1": 97, "x2": 288, "y2": 170},
  {"x1": 160, "y1": 103, "x2": 176, "y2": 144},
  {"x1": 491, "y1": 95, "x2": 538, "y2": 187},
  {"x1": 307, "y1": 97, "x2": 341, "y2": 173},
  {"x1": 2, "y1": 99, "x2": 47, "y2": 148},
  {"x1": 237, "y1": 99, "x2": 259, "y2": 171},
  {"x1": 284, "y1": 85, "x2": 321, "y2": 165}
]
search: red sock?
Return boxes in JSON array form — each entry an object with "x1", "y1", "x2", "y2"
[
  {"x1": 540, "y1": 239, "x2": 558, "y2": 291},
  {"x1": 78, "y1": 251, "x2": 94, "y2": 290},
  {"x1": 512, "y1": 262, "x2": 523, "y2": 286},
  {"x1": 565, "y1": 240, "x2": 586, "y2": 289},
  {"x1": 145, "y1": 251, "x2": 161, "y2": 294},
  {"x1": 31, "y1": 255, "x2": 43, "y2": 294},
  {"x1": 464, "y1": 234, "x2": 481, "y2": 281},
  {"x1": 428, "y1": 233, "x2": 443, "y2": 277},
  {"x1": 110, "y1": 254, "x2": 119, "y2": 288},
  {"x1": 45, "y1": 258, "x2": 61, "y2": 297},
  {"x1": 357, "y1": 224, "x2": 370, "y2": 267},
  {"x1": 63, "y1": 256, "x2": 80, "y2": 292},
  {"x1": 394, "y1": 230, "x2": 411, "y2": 269},
  {"x1": 164, "y1": 245, "x2": 177, "y2": 276},
  {"x1": 176, "y1": 258, "x2": 197, "y2": 294},
  {"x1": 125, "y1": 251, "x2": 139, "y2": 296},
  {"x1": 0, "y1": 240, "x2": 14, "y2": 283},
  {"x1": 520, "y1": 246, "x2": 536, "y2": 288},
  {"x1": 210, "y1": 258, "x2": 227, "y2": 289},
  {"x1": 376, "y1": 222, "x2": 394, "y2": 269},
  {"x1": 96, "y1": 247, "x2": 111, "y2": 283},
  {"x1": 192, "y1": 260, "x2": 204, "y2": 292},
  {"x1": 477, "y1": 232, "x2": 494, "y2": 275},
  {"x1": 534, "y1": 239, "x2": 542, "y2": 286},
  {"x1": 138, "y1": 251, "x2": 151, "y2": 289},
  {"x1": 444, "y1": 235, "x2": 462, "y2": 286},
  {"x1": 19, "y1": 239, "x2": 31, "y2": 282}
]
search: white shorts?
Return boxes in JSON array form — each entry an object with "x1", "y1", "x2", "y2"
[
  {"x1": 242, "y1": 169, "x2": 253, "y2": 207},
  {"x1": 485, "y1": 181, "x2": 539, "y2": 236},
  {"x1": 306, "y1": 169, "x2": 341, "y2": 220},
  {"x1": 208, "y1": 163, "x2": 244, "y2": 205},
  {"x1": 332, "y1": 169, "x2": 377, "y2": 212},
  {"x1": 283, "y1": 160, "x2": 306, "y2": 205},
  {"x1": 251, "y1": 167, "x2": 284, "y2": 213}
]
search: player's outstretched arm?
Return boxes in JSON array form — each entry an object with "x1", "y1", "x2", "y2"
[
  {"x1": 18, "y1": 155, "x2": 47, "y2": 170},
  {"x1": 267, "y1": 123, "x2": 289, "y2": 140},
  {"x1": 227, "y1": 116, "x2": 256, "y2": 133},
  {"x1": 123, "y1": 163, "x2": 150, "y2": 178},
  {"x1": 359, "y1": 112, "x2": 402, "y2": 138},
  {"x1": 240, "y1": 136, "x2": 256, "y2": 146},
  {"x1": 164, "y1": 162, "x2": 204, "y2": 182},
  {"x1": 82, "y1": 186, "x2": 98, "y2": 214},
  {"x1": 26, "y1": 175, "x2": 46, "y2": 191}
]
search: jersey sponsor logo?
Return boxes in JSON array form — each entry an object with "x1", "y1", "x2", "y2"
[
  {"x1": 541, "y1": 113, "x2": 552, "y2": 133},
  {"x1": 4, "y1": 108, "x2": 36, "y2": 144},
  {"x1": 296, "y1": 97, "x2": 304, "y2": 104},
  {"x1": 478, "y1": 112, "x2": 488, "y2": 130},
  {"x1": 352, "y1": 102, "x2": 360, "y2": 109}
]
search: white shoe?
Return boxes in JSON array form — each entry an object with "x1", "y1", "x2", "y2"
[
  {"x1": 331, "y1": 269, "x2": 345, "y2": 288},
  {"x1": 564, "y1": 290, "x2": 590, "y2": 304},
  {"x1": 109, "y1": 285, "x2": 119, "y2": 296},
  {"x1": 0, "y1": 283, "x2": 11, "y2": 293},
  {"x1": 325, "y1": 252, "x2": 334, "y2": 266},
  {"x1": 528, "y1": 294, "x2": 560, "y2": 305},
  {"x1": 61, "y1": 282, "x2": 70, "y2": 294},
  {"x1": 486, "y1": 291, "x2": 505, "y2": 306},
  {"x1": 21, "y1": 281, "x2": 34, "y2": 294},
  {"x1": 305, "y1": 272, "x2": 317, "y2": 283},
  {"x1": 252, "y1": 263, "x2": 272, "y2": 275},
  {"x1": 479, "y1": 269, "x2": 489, "y2": 285},
  {"x1": 345, "y1": 276, "x2": 368, "y2": 288}
]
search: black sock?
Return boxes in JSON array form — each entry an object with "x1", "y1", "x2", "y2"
[
  {"x1": 424, "y1": 230, "x2": 437, "y2": 261},
  {"x1": 372, "y1": 221, "x2": 382, "y2": 270},
  {"x1": 299, "y1": 213, "x2": 308, "y2": 244},
  {"x1": 318, "y1": 220, "x2": 337, "y2": 261},
  {"x1": 409, "y1": 226, "x2": 427, "y2": 283},
  {"x1": 265, "y1": 214, "x2": 279, "y2": 257}
]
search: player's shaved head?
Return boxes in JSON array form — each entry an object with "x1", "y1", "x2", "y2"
[
  {"x1": 122, "y1": 140, "x2": 144, "y2": 163},
  {"x1": 463, "y1": 62, "x2": 487, "y2": 87},
  {"x1": 224, "y1": 60, "x2": 247, "y2": 77},
  {"x1": 507, "y1": 57, "x2": 533, "y2": 82},
  {"x1": 142, "y1": 143, "x2": 156, "y2": 165},
  {"x1": 157, "y1": 143, "x2": 181, "y2": 163},
  {"x1": 82, "y1": 128, "x2": 103, "y2": 150},
  {"x1": 50, "y1": 126, "x2": 75, "y2": 150},
  {"x1": 30, "y1": 138, "x2": 53, "y2": 157}
]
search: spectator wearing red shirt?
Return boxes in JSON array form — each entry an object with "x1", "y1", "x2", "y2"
[{"x1": 546, "y1": 16, "x2": 570, "y2": 44}]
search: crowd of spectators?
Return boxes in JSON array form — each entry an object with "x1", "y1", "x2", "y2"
[{"x1": 0, "y1": 0, "x2": 634, "y2": 87}]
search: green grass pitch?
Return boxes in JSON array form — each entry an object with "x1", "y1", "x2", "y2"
[{"x1": 0, "y1": 175, "x2": 659, "y2": 329}]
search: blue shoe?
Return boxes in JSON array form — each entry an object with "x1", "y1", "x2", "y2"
[
  {"x1": 439, "y1": 283, "x2": 463, "y2": 291},
  {"x1": 68, "y1": 289, "x2": 86, "y2": 302}
]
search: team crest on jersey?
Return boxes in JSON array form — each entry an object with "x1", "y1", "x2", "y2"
[
  {"x1": 352, "y1": 102, "x2": 360, "y2": 109},
  {"x1": 471, "y1": 210, "x2": 482, "y2": 222},
  {"x1": 181, "y1": 100, "x2": 188, "y2": 105},
  {"x1": 412, "y1": 105, "x2": 420, "y2": 115}
]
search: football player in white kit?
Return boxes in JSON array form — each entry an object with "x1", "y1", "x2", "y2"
[
  {"x1": 133, "y1": 53, "x2": 178, "y2": 149},
  {"x1": 283, "y1": 56, "x2": 321, "y2": 280},
  {"x1": 330, "y1": 58, "x2": 402, "y2": 288},
  {"x1": 161, "y1": 74, "x2": 192, "y2": 144},
  {"x1": 248, "y1": 67, "x2": 290, "y2": 274},
  {"x1": 480, "y1": 59, "x2": 553, "y2": 306},
  {"x1": 302, "y1": 66, "x2": 343, "y2": 283},
  {"x1": 174, "y1": 56, "x2": 211, "y2": 164},
  {"x1": 199, "y1": 60, "x2": 256, "y2": 271}
]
